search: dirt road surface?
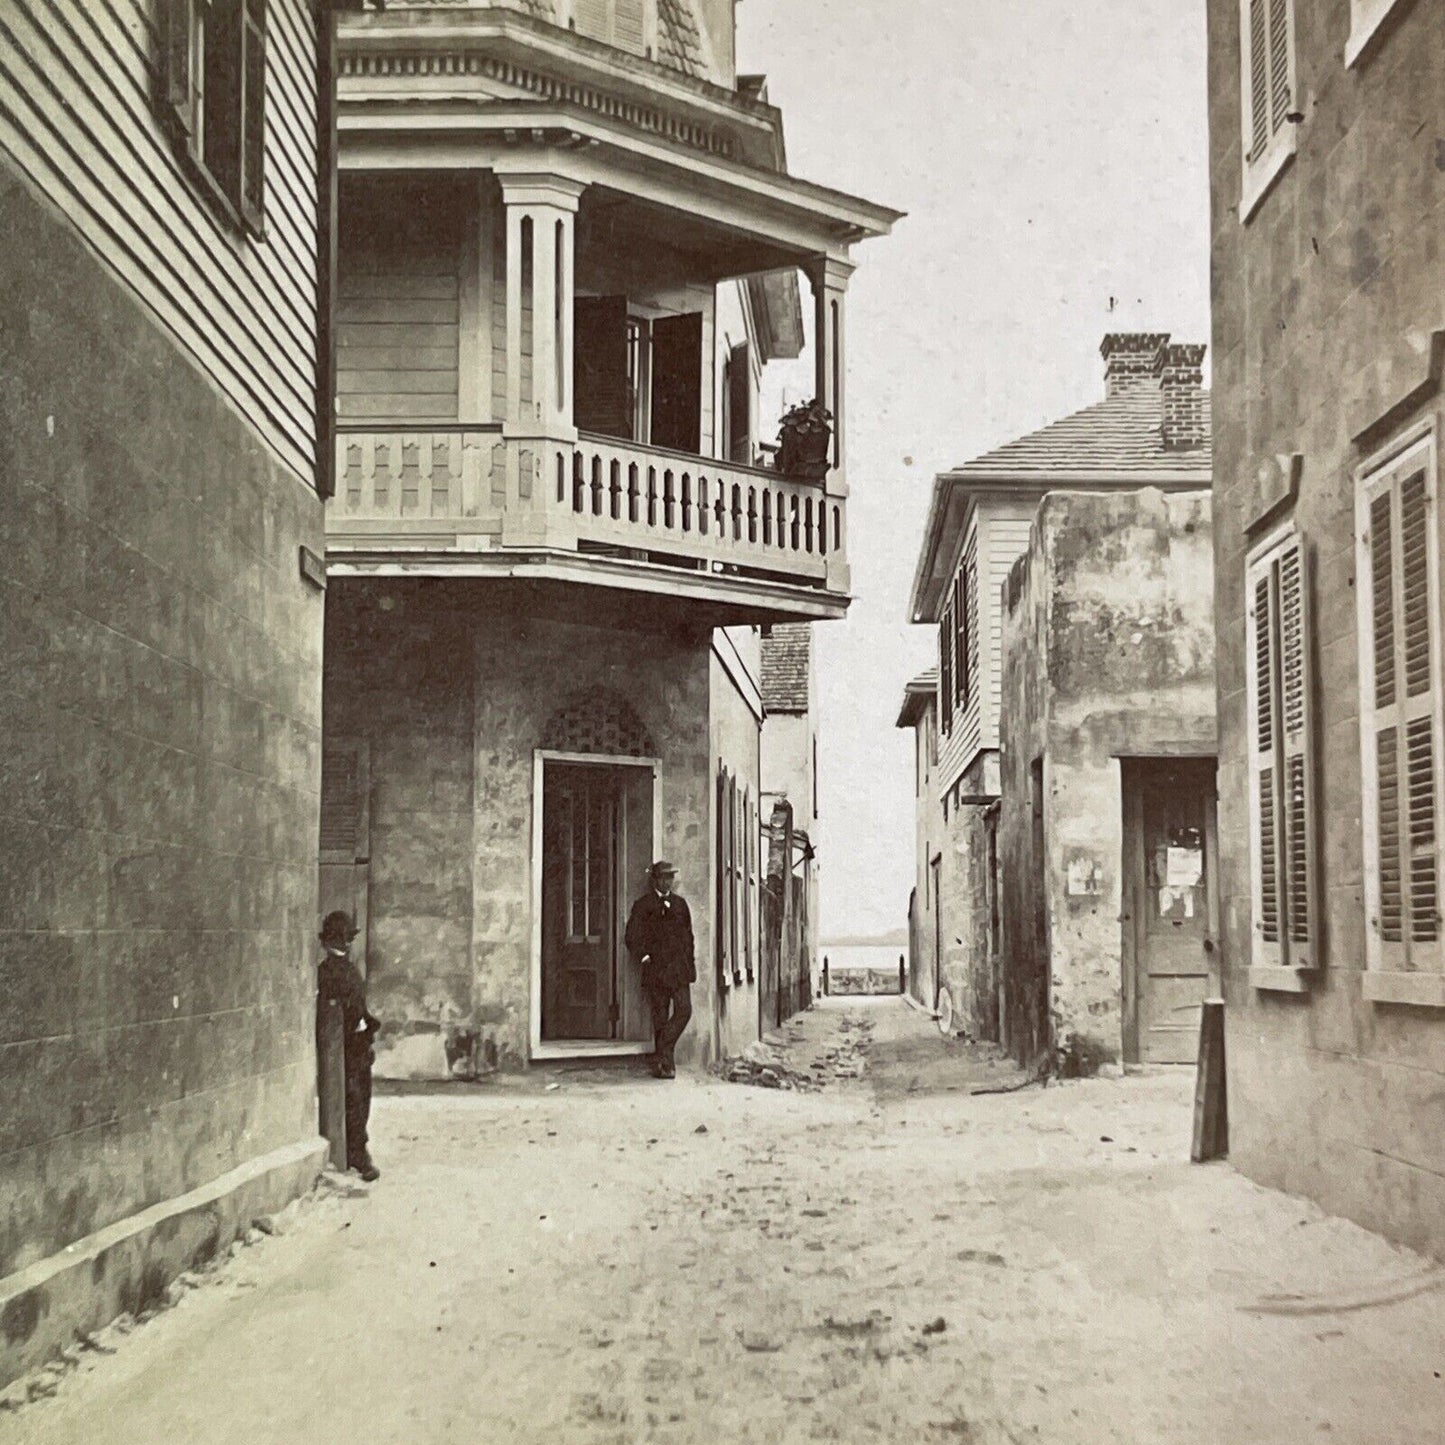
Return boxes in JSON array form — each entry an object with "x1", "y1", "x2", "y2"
[{"x1": 5, "y1": 998, "x2": 1444, "y2": 1444}]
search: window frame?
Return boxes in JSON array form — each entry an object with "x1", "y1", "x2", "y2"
[
  {"x1": 1355, "y1": 422, "x2": 1445, "y2": 1006},
  {"x1": 1237, "y1": 0, "x2": 1299, "y2": 223},
  {"x1": 160, "y1": 0, "x2": 267, "y2": 239}
]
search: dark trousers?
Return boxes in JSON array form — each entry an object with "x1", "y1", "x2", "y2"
[
  {"x1": 646, "y1": 983, "x2": 693, "y2": 1065},
  {"x1": 344, "y1": 1048, "x2": 373, "y2": 1165}
]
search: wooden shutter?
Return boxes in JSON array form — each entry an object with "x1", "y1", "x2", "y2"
[
  {"x1": 939, "y1": 601, "x2": 954, "y2": 736},
  {"x1": 573, "y1": 0, "x2": 611, "y2": 41},
  {"x1": 1278, "y1": 538, "x2": 1318, "y2": 964},
  {"x1": 1244, "y1": 0, "x2": 1295, "y2": 162},
  {"x1": 1246, "y1": 549, "x2": 1285, "y2": 966},
  {"x1": 1359, "y1": 442, "x2": 1444, "y2": 972},
  {"x1": 728, "y1": 343, "x2": 751, "y2": 464},
  {"x1": 965, "y1": 550, "x2": 979, "y2": 711},
  {"x1": 650, "y1": 312, "x2": 703, "y2": 454},
  {"x1": 1247, "y1": 535, "x2": 1316, "y2": 968},
  {"x1": 574, "y1": 296, "x2": 632, "y2": 439},
  {"x1": 320, "y1": 739, "x2": 370, "y2": 862},
  {"x1": 239, "y1": 0, "x2": 266, "y2": 230},
  {"x1": 715, "y1": 767, "x2": 729, "y2": 991},
  {"x1": 614, "y1": 0, "x2": 648, "y2": 54},
  {"x1": 164, "y1": 0, "x2": 198, "y2": 137}
]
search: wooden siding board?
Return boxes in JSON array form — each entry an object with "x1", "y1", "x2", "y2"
[
  {"x1": 0, "y1": 0, "x2": 319, "y2": 484},
  {"x1": 29, "y1": 0, "x2": 318, "y2": 362}
]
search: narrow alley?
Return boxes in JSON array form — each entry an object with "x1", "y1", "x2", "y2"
[{"x1": 5, "y1": 1000, "x2": 1443, "y2": 1445}]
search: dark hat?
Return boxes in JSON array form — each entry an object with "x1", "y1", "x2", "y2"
[
  {"x1": 320, "y1": 910, "x2": 359, "y2": 946},
  {"x1": 649, "y1": 859, "x2": 678, "y2": 880}
]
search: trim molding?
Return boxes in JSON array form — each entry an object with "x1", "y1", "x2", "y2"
[{"x1": 1363, "y1": 970, "x2": 1445, "y2": 1008}]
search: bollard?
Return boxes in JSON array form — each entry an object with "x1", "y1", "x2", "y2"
[
  {"x1": 822, "y1": 955, "x2": 829, "y2": 996},
  {"x1": 899, "y1": 954, "x2": 906, "y2": 995},
  {"x1": 317, "y1": 997, "x2": 348, "y2": 1170}
]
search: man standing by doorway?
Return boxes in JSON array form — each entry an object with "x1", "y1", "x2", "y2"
[
  {"x1": 624, "y1": 861, "x2": 695, "y2": 1078},
  {"x1": 318, "y1": 911, "x2": 382, "y2": 1180}
]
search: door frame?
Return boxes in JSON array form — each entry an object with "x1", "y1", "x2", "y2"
[
  {"x1": 530, "y1": 749, "x2": 662, "y2": 1061},
  {"x1": 1119, "y1": 753, "x2": 1218, "y2": 1066}
]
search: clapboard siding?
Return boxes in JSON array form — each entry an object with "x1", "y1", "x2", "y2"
[
  {"x1": 337, "y1": 175, "x2": 462, "y2": 422},
  {"x1": 0, "y1": 0, "x2": 320, "y2": 484},
  {"x1": 934, "y1": 497, "x2": 1038, "y2": 796}
]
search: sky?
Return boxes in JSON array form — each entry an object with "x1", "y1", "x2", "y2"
[{"x1": 734, "y1": 0, "x2": 1213, "y2": 940}]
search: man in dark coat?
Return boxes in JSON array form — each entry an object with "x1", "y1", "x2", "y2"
[
  {"x1": 317, "y1": 911, "x2": 381, "y2": 1181},
  {"x1": 624, "y1": 860, "x2": 695, "y2": 1078}
]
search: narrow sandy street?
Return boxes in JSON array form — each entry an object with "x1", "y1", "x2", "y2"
[{"x1": 5, "y1": 999, "x2": 1443, "y2": 1445}]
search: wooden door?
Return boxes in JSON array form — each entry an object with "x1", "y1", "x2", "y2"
[
  {"x1": 542, "y1": 764, "x2": 620, "y2": 1041},
  {"x1": 1123, "y1": 759, "x2": 1217, "y2": 1064}
]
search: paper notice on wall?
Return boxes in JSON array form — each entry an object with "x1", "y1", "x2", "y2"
[{"x1": 1166, "y1": 846, "x2": 1203, "y2": 889}]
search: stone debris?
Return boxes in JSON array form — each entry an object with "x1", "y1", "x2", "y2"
[{"x1": 718, "y1": 1008, "x2": 875, "y2": 1091}]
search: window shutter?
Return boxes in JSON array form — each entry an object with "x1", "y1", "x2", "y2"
[
  {"x1": 573, "y1": 0, "x2": 610, "y2": 41},
  {"x1": 239, "y1": 0, "x2": 266, "y2": 230},
  {"x1": 715, "y1": 767, "x2": 729, "y2": 991},
  {"x1": 939, "y1": 603, "x2": 954, "y2": 736},
  {"x1": 1247, "y1": 0, "x2": 1270, "y2": 161},
  {"x1": 320, "y1": 739, "x2": 370, "y2": 862},
  {"x1": 164, "y1": 0, "x2": 198, "y2": 137},
  {"x1": 728, "y1": 343, "x2": 751, "y2": 464},
  {"x1": 1266, "y1": 0, "x2": 1294, "y2": 134},
  {"x1": 574, "y1": 296, "x2": 632, "y2": 439},
  {"x1": 1360, "y1": 450, "x2": 1444, "y2": 972},
  {"x1": 649, "y1": 312, "x2": 703, "y2": 455},
  {"x1": 1246, "y1": 552, "x2": 1285, "y2": 967},
  {"x1": 614, "y1": 0, "x2": 648, "y2": 54},
  {"x1": 1278, "y1": 537, "x2": 1319, "y2": 965},
  {"x1": 965, "y1": 552, "x2": 979, "y2": 712}
]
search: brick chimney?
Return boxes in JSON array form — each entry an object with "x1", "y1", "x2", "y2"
[
  {"x1": 1155, "y1": 342, "x2": 1208, "y2": 451},
  {"x1": 1101, "y1": 332, "x2": 1170, "y2": 397}
]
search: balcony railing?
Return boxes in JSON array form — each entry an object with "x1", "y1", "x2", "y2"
[{"x1": 329, "y1": 426, "x2": 847, "y2": 599}]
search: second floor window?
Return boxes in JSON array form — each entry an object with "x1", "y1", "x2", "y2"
[
  {"x1": 569, "y1": 0, "x2": 658, "y2": 59},
  {"x1": 162, "y1": 0, "x2": 267, "y2": 234}
]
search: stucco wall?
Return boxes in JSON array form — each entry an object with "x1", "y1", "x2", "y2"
[
  {"x1": 324, "y1": 581, "x2": 745, "y2": 1073},
  {"x1": 1000, "y1": 489, "x2": 1216, "y2": 1069},
  {"x1": 934, "y1": 751, "x2": 1000, "y2": 1039},
  {"x1": 1208, "y1": 0, "x2": 1445, "y2": 1253},
  {"x1": 0, "y1": 166, "x2": 325, "y2": 1284},
  {"x1": 711, "y1": 649, "x2": 764, "y2": 1062}
]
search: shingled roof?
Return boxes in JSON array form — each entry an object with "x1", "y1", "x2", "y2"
[
  {"x1": 761, "y1": 624, "x2": 811, "y2": 713},
  {"x1": 948, "y1": 383, "x2": 1212, "y2": 481},
  {"x1": 656, "y1": 0, "x2": 706, "y2": 77}
]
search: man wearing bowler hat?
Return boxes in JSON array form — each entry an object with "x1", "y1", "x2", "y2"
[
  {"x1": 624, "y1": 861, "x2": 695, "y2": 1078},
  {"x1": 317, "y1": 911, "x2": 381, "y2": 1180}
]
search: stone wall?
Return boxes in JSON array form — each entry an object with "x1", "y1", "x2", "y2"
[
  {"x1": 1208, "y1": 0, "x2": 1445, "y2": 1254},
  {"x1": 0, "y1": 167, "x2": 325, "y2": 1302},
  {"x1": 1000, "y1": 489, "x2": 1216, "y2": 1069},
  {"x1": 934, "y1": 751, "x2": 1000, "y2": 1040}
]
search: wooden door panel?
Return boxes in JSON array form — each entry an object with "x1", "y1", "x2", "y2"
[{"x1": 1124, "y1": 759, "x2": 1216, "y2": 1065}]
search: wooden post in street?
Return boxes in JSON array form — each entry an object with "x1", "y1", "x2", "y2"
[
  {"x1": 899, "y1": 954, "x2": 906, "y2": 995},
  {"x1": 1191, "y1": 998, "x2": 1228, "y2": 1162},
  {"x1": 317, "y1": 998, "x2": 348, "y2": 1170},
  {"x1": 822, "y1": 955, "x2": 829, "y2": 996}
]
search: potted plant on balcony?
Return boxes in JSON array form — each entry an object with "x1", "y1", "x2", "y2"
[{"x1": 773, "y1": 398, "x2": 833, "y2": 480}]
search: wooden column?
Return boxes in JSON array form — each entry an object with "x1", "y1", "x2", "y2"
[{"x1": 805, "y1": 255, "x2": 854, "y2": 593}]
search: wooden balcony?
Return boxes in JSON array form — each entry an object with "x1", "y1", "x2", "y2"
[{"x1": 326, "y1": 426, "x2": 850, "y2": 620}]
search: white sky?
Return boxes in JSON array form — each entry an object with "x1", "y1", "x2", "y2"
[{"x1": 735, "y1": 0, "x2": 1212, "y2": 939}]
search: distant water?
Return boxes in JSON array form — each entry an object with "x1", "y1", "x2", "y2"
[{"x1": 821, "y1": 945, "x2": 907, "y2": 973}]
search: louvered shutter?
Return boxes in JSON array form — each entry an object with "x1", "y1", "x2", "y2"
[
  {"x1": 614, "y1": 0, "x2": 648, "y2": 54},
  {"x1": 965, "y1": 551, "x2": 979, "y2": 713},
  {"x1": 1278, "y1": 538, "x2": 1319, "y2": 965},
  {"x1": 573, "y1": 0, "x2": 611, "y2": 41},
  {"x1": 1360, "y1": 447, "x2": 1444, "y2": 972},
  {"x1": 715, "y1": 767, "x2": 729, "y2": 991},
  {"x1": 1246, "y1": 550, "x2": 1285, "y2": 966},
  {"x1": 320, "y1": 739, "x2": 370, "y2": 863},
  {"x1": 1243, "y1": 0, "x2": 1295, "y2": 163}
]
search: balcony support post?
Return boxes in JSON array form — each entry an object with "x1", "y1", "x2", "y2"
[
  {"x1": 497, "y1": 169, "x2": 585, "y2": 548},
  {"x1": 806, "y1": 255, "x2": 854, "y2": 593}
]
